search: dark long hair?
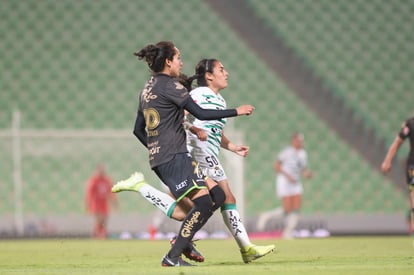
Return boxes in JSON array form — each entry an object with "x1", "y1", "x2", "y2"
[
  {"x1": 134, "y1": 41, "x2": 176, "y2": 73},
  {"x1": 179, "y1": 58, "x2": 218, "y2": 91}
]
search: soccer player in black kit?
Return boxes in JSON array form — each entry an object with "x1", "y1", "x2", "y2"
[
  {"x1": 112, "y1": 41, "x2": 254, "y2": 266},
  {"x1": 381, "y1": 116, "x2": 414, "y2": 235}
]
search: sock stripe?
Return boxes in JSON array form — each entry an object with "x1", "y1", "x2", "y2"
[
  {"x1": 166, "y1": 202, "x2": 177, "y2": 218},
  {"x1": 221, "y1": 203, "x2": 237, "y2": 211}
]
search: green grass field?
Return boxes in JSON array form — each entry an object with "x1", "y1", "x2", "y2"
[{"x1": 0, "y1": 237, "x2": 413, "y2": 274}]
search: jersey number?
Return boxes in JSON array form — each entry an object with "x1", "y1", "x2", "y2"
[{"x1": 205, "y1": 155, "x2": 218, "y2": 168}]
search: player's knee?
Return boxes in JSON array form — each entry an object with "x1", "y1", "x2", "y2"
[
  {"x1": 209, "y1": 185, "x2": 225, "y2": 211},
  {"x1": 193, "y1": 194, "x2": 214, "y2": 212},
  {"x1": 171, "y1": 208, "x2": 186, "y2": 221}
]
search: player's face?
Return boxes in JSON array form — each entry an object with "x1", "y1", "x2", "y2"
[
  {"x1": 169, "y1": 47, "x2": 183, "y2": 78},
  {"x1": 292, "y1": 135, "x2": 304, "y2": 149},
  {"x1": 210, "y1": 62, "x2": 228, "y2": 91}
]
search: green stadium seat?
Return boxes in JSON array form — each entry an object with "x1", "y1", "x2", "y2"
[{"x1": 0, "y1": 0, "x2": 409, "y2": 218}]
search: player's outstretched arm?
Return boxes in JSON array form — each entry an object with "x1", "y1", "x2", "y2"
[
  {"x1": 221, "y1": 132, "x2": 249, "y2": 157},
  {"x1": 236, "y1": 104, "x2": 255, "y2": 116},
  {"x1": 183, "y1": 97, "x2": 253, "y2": 120}
]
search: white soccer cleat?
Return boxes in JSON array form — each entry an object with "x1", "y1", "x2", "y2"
[{"x1": 111, "y1": 172, "x2": 146, "y2": 193}]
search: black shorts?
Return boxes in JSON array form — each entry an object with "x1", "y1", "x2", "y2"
[
  {"x1": 153, "y1": 153, "x2": 207, "y2": 201},
  {"x1": 406, "y1": 164, "x2": 414, "y2": 190}
]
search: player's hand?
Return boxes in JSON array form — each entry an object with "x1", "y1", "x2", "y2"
[
  {"x1": 303, "y1": 170, "x2": 313, "y2": 179},
  {"x1": 286, "y1": 173, "x2": 297, "y2": 183},
  {"x1": 236, "y1": 105, "x2": 254, "y2": 116},
  {"x1": 381, "y1": 161, "x2": 391, "y2": 174},
  {"x1": 191, "y1": 126, "x2": 207, "y2": 141},
  {"x1": 234, "y1": 145, "x2": 249, "y2": 157}
]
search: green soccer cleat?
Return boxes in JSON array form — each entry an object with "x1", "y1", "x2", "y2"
[
  {"x1": 241, "y1": 244, "x2": 275, "y2": 263},
  {"x1": 111, "y1": 172, "x2": 146, "y2": 193}
]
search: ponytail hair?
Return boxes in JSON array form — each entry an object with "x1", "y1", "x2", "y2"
[
  {"x1": 176, "y1": 73, "x2": 197, "y2": 92},
  {"x1": 192, "y1": 58, "x2": 217, "y2": 87},
  {"x1": 134, "y1": 41, "x2": 176, "y2": 73}
]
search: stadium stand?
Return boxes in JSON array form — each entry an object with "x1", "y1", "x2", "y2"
[
  {"x1": 246, "y1": 0, "x2": 414, "y2": 142},
  {"x1": 0, "y1": 0, "x2": 410, "y2": 236}
]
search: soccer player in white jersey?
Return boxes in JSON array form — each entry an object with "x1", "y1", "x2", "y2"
[
  {"x1": 183, "y1": 59, "x2": 274, "y2": 263},
  {"x1": 274, "y1": 133, "x2": 313, "y2": 239}
]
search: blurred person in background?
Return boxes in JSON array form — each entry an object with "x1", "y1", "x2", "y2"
[
  {"x1": 381, "y1": 116, "x2": 414, "y2": 235},
  {"x1": 274, "y1": 132, "x2": 313, "y2": 239},
  {"x1": 85, "y1": 164, "x2": 117, "y2": 239}
]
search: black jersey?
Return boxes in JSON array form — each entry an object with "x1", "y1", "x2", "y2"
[
  {"x1": 137, "y1": 73, "x2": 190, "y2": 168},
  {"x1": 398, "y1": 116, "x2": 414, "y2": 164}
]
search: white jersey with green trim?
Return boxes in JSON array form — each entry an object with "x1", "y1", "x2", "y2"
[
  {"x1": 187, "y1": 86, "x2": 227, "y2": 158},
  {"x1": 186, "y1": 87, "x2": 227, "y2": 181}
]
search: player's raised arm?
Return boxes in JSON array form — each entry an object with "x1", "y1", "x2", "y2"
[
  {"x1": 236, "y1": 104, "x2": 255, "y2": 116},
  {"x1": 183, "y1": 97, "x2": 254, "y2": 120}
]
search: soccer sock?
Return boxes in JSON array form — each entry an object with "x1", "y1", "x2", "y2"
[
  {"x1": 93, "y1": 224, "x2": 99, "y2": 238},
  {"x1": 99, "y1": 226, "x2": 107, "y2": 239},
  {"x1": 283, "y1": 211, "x2": 299, "y2": 238},
  {"x1": 151, "y1": 209, "x2": 167, "y2": 231},
  {"x1": 257, "y1": 207, "x2": 284, "y2": 231},
  {"x1": 209, "y1": 185, "x2": 226, "y2": 211},
  {"x1": 168, "y1": 195, "x2": 213, "y2": 259},
  {"x1": 221, "y1": 204, "x2": 252, "y2": 250},
  {"x1": 94, "y1": 223, "x2": 106, "y2": 238},
  {"x1": 137, "y1": 183, "x2": 177, "y2": 218},
  {"x1": 410, "y1": 208, "x2": 414, "y2": 233}
]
